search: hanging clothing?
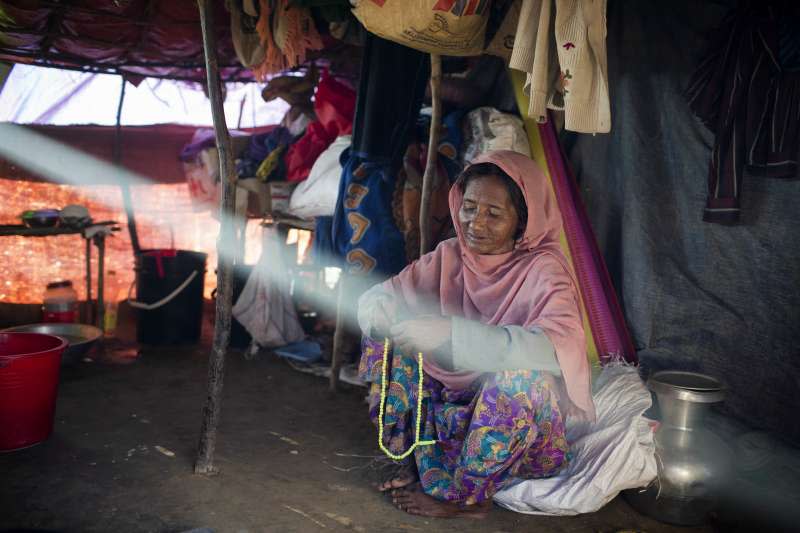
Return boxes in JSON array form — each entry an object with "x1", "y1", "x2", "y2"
[
  {"x1": 359, "y1": 336, "x2": 570, "y2": 505},
  {"x1": 685, "y1": 1, "x2": 800, "y2": 224},
  {"x1": 252, "y1": 0, "x2": 324, "y2": 79},
  {"x1": 509, "y1": 0, "x2": 610, "y2": 134},
  {"x1": 351, "y1": 33, "x2": 430, "y2": 169},
  {"x1": 324, "y1": 34, "x2": 430, "y2": 275},
  {"x1": 331, "y1": 151, "x2": 408, "y2": 276}
]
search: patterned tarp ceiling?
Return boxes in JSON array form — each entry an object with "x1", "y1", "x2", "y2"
[{"x1": 0, "y1": 0, "x2": 252, "y2": 82}]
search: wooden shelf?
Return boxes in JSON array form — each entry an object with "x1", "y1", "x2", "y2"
[{"x1": 0, "y1": 222, "x2": 120, "y2": 238}]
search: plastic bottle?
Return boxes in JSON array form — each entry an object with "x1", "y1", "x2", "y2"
[
  {"x1": 43, "y1": 281, "x2": 79, "y2": 323},
  {"x1": 103, "y1": 270, "x2": 120, "y2": 337}
]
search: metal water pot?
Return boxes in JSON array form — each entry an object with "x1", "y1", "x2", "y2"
[{"x1": 625, "y1": 371, "x2": 732, "y2": 526}]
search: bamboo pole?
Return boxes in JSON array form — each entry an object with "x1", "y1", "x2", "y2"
[
  {"x1": 194, "y1": 0, "x2": 237, "y2": 475},
  {"x1": 113, "y1": 77, "x2": 141, "y2": 255},
  {"x1": 419, "y1": 54, "x2": 442, "y2": 257}
]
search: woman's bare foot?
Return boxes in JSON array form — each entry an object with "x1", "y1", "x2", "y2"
[
  {"x1": 390, "y1": 486, "x2": 491, "y2": 518},
  {"x1": 377, "y1": 463, "x2": 418, "y2": 492}
]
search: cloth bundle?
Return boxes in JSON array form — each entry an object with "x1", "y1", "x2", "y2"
[
  {"x1": 284, "y1": 71, "x2": 356, "y2": 182},
  {"x1": 251, "y1": 0, "x2": 324, "y2": 79}
]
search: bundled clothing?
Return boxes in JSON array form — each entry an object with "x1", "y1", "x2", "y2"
[
  {"x1": 510, "y1": 0, "x2": 610, "y2": 134},
  {"x1": 284, "y1": 71, "x2": 356, "y2": 182},
  {"x1": 236, "y1": 127, "x2": 293, "y2": 180},
  {"x1": 685, "y1": 1, "x2": 800, "y2": 224},
  {"x1": 358, "y1": 151, "x2": 595, "y2": 504},
  {"x1": 252, "y1": 0, "x2": 324, "y2": 79}
]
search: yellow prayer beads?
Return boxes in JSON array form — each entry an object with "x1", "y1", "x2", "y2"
[{"x1": 377, "y1": 338, "x2": 436, "y2": 460}]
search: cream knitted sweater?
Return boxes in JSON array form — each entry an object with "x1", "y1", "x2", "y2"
[{"x1": 509, "y1": 0, "x2": 610, "y2": 134}]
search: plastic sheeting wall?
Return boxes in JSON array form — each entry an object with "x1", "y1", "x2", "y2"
[
  {"x1": 564, "y1": 0, "x2": 800, "y2": 443},
  {"x1": 0, "y1": 178, "x2": 264, "y2": 303}
]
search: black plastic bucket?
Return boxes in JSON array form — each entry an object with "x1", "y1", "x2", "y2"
[{"x1": 134, "y1": 249, "x2": 207, "y2": 345}]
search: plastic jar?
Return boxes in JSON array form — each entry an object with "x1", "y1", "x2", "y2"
[{"x1": 43, "y1": 281, "x2": 78, "y2": 323}]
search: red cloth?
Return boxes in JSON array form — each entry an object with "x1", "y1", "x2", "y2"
[{"x1": 284, "y1": 72, "x2": 356, "y2": 182}]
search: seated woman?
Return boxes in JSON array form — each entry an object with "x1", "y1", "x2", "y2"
[{"x1": 357, "y1": 150, "x2": 596, "y2": 518}]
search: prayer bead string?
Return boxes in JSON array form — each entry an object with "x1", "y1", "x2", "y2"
[{"x1": 377, "y1": 338, "x2": 436, "y2": 460}]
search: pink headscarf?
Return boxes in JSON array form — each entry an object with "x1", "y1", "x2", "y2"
[{"x1": 384, "y1": 150, "x2": 595, "y2": 420}]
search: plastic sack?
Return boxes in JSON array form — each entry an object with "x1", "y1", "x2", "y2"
[
  {"x1": 183, "y1": 147, "x2": 219, "y2": 212},
  {"x1": 229, "y1": 0, "x2": 265, "y2": 68},
  {"x1": 289, "y1": 135, "x2": 351, "y2": 219},
  {"x1": 493, "y1": 364, "x2": 657, "y2": 515},
  {"x1": 232, "y1": 226, "x2": 306, "y2": 348},
  {"x1": 462, "y1": 106, "x2": 531, "y2": 163},
  {"x1": 352, "y1": 0, "x2": 491, "y2": 56}
]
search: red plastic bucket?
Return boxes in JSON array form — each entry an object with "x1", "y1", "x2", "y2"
[{"x1": 0, "y1": 332, "x2": 67, "y2": 451}]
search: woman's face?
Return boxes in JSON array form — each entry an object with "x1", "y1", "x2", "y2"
[{"x1": 458, "y1": 174, "x2": 520, "y2": 255}]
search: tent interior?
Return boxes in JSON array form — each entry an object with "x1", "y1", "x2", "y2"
[{"x1": 0, "y1": 0, "x2": 798, "y2": 532}]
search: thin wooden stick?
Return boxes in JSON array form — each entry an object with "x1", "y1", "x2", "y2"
[
  {"x1": 329, "y1": 273, "x2": 347, "y2": 391},
  {"x1": 194, "y1": 0, "x2": 237, "y2": 475},
  {"x1": 419, "y1": 54, "x2": 442, "y2": 257},
  {"x1": 85, "y1": 238, "x2": 92, "y2": 324},
  {"x1": 96, "y1": 235, "x2": 105, "y2": 332},
  {"x1": 113, "y1": 77, "x2": 141, "y2": 255}
]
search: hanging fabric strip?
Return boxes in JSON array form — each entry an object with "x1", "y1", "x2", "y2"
[{"x1": 510, "y1": 69, "x2": 636, "y2": 365}]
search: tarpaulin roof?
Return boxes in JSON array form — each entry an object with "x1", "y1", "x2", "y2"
[
  {"x1": 0, "y1": 123, "x2": 275, "y2": 184},
  {"x1": 0, "y1": 0, "x2": 252, "y2": 82}
]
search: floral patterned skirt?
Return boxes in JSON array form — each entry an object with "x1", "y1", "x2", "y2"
[{"x1": 359, "y1": 336, "x2": 570, "y2": 505}]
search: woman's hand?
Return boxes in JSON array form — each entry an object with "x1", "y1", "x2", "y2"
[
  {"x1": 390, "y1": 316, "x2": 452, "y2": 355},
  {"x1": 370, "y1": 297, "x2": 396, "y2": 338}
]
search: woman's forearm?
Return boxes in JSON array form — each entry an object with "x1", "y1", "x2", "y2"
[
  {"x1": 448, "y1": 316, "x2": 562, "y2": 374},
  {"x1": 357, "y1": 284, "x2": 393, "y2": 336}
]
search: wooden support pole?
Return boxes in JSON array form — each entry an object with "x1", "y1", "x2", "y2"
[
  {"x1": 194, "y1": 0, "x2": 237, "y2": 475},
  {"x1": 113, "y1": 77, "x2": 141, "y2": 255},
  {"x1": 85, "y1": 238, "x2": 92, "y2": 324},
  {"x1": 96, "y1": 235, "x2": 105, "y2": 331},
  {"x1": 329, "y1": 273, "x2": 347, "y2": 391},
  {"x1": 419, "y1": 54, "x2": 442, "y2": 257}
]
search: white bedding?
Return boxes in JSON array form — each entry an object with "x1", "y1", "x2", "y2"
[{"x1": 494, "y1": 364, "x2": 657, "y2": 515}]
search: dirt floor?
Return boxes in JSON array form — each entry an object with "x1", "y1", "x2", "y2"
[{"x1": 0, "y1": 338, "x2": 717, "y2": 533}]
